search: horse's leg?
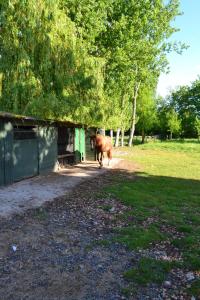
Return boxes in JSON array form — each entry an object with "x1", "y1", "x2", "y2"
[
  {"x1": 96, "y1": 149, "x2": 101, "y2": 168},
  {"x1": 107, "y1": 150, "x2": 112, "y2": 166},
  {"x1": 95, "y1": 148, "x2": 97, "y2": 161},
  {"x1": 96, "y1": 150, "x2": 100, "y2": 165},
  {"x1": 100, "y1": 151, "x2": 103, "y2": 168}
]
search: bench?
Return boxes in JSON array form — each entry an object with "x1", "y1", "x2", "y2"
[{"x1": 58, "y1": 153, "x2": 75, "y2": 166}]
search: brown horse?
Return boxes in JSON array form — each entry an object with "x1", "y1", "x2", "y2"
[{"x1": 90, "y1": 134, "x2": 112, "y2": 168}]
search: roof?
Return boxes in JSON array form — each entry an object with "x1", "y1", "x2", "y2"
[{"x1": 0, "y1": 111, "x2": 85, "y2": 128}]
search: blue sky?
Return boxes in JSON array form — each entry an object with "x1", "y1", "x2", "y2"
[{"x1": 157, "y1": 0, "x2": 200, "y2": 97}]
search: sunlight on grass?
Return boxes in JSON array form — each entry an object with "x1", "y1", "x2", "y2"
[{"x1": 116, "y1": 140, "x2": 200, "y2": 180}]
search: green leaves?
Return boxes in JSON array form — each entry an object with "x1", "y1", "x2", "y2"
[
  {"x1": 160, "y1": 77, "x2": 200, "y2": 137},
  {"x1": 0, "y1": 0, "x2": 182, "y2": 129},
  {"x1": 0, "y1": 0, "x2": 106, "y2": 124}
]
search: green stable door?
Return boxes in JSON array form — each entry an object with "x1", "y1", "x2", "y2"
[{"x1": 75, "y1": 128, "x2": 85, "y2": 163}]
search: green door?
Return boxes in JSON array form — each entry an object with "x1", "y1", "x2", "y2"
[
  {"x1": 13, "y1": 127, "x2": 38, "y2": 182},
  {"x1": 13, "y1": 139, "x2": 38, "y2": 182},
  {"x1": 75, "y1": 128, "x2": 81, "y2": 163},
  {"x1": 75, "y1": 128, "x2": 85, "y2": 162},
  {"x1": 80, "y1": 128, "x2": 85, "y2": 161}
]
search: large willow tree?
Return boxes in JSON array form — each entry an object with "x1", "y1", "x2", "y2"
[{"x1": 0, "y1": 0, "x2": 106, "y2": 124}]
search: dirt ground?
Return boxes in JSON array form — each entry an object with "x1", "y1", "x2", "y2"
[
  {"x1": 0, "y1": 159, "x2": 120, "y2": 218},
  {"x1": 0, "y1": 160, "x2": 138, "y2": 300}
]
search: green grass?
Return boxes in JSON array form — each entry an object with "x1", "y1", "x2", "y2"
[
  {"x1": 124, "y1": 257, "x2": 172, "y2": 285},
  {"x1": 187, "y1": 279, "x2": 200, "y2": 297},
  {"x1": 107, "y1": 139, "x2": 200, "y2": 293},
  {"x1": 114, "y1": 225, "x2": 165, "y2": 249},
  {"x1": 116, "y1": 139, "x2": 200, "y2": 179}
]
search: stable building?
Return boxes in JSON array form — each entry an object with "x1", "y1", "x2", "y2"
[{"x1": 0, "y1": 112, "x2": 94, "y2": 187}]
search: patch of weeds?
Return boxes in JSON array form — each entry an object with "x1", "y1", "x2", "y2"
[
  {"x1": 121, "y1": 286, "x2": 137, "y2": 298},
  {"x1": 114, "y1": 225, "x2": 165, "y2": 250},
  {"x1": 186, "y1": 214, "x2": 200, "y2": 226},
  {"x1": 176, "y1": 224, "x2": 193, "y2": 233},
  {"x1": 187, "y1": 279, "x2": 200, "y2": 297},
  {"x1": 93, "y1": 191, "x2": 108, "y2": 200},
  {"x1": 33, "y1": 208, "x2": 48, "y2": 221},
  {"x1": 95, "y1": 239, "x2": 111, "y2": 247},
  {"x1": 133, "y1": 208, "x2": 154, "y2": 223},
  {"x1": 173, "y1": 235, "x2": 200, "y2": 270},
  {"x1": 124, "y1": 257, "x2": 172, "y2": 285},
  {"x1": 182, "y1": 251, "x2": 200, "y2": 270},
  {"x1": 99, "y1": 205, "x2": 113, "y2": 212},
  {"x1": 172, "y1": 236, "x2": 196, "y2": 249}
]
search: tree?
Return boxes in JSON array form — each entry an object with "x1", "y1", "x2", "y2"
[
  {"x1": 195, "y1": 117, "x2": 200, "y2": 140},
  {"x1": 93, "y1": 0, "x2": 183, "y2": 145},
  {"x1": 137, "y1": 87, "x2": 157, "y2": 143},
  {"x1": 168, "y1": 78, "x2": 200, "y2": 137},
  {"x1": 166, "y1": 108, "x2": 181, "y2": 139},
  {"x1": 0, "y1": 0, "x2": 106, "y2": 125}
]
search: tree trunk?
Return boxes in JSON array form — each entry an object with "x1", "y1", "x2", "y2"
[
  {"x1": 110, "y1": 129, "x2": 113, "y2": 144},
  {"x1": 170, "y1": 131, "x2": 172, "y2": 139},
  {"x1": 128, "y1": 81, "x2": 141, "y2": 147},
  {"x1": 121, "y1": 129, "x2": 125, "y2": 147},
  {"x1": 115, "y1": 128, "x2": 121, "y2": 147},
  {"x1": 141, "y1": 129, "x2": 145, "y2": 144}
]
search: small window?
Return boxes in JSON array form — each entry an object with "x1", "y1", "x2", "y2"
[{"x1": 14, "y1": 126, "x2": 37, "y2": 140}]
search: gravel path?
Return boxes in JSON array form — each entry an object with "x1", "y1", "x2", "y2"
[
  {"x1": 0, "y1": 159, "x2": 120, "y2": 217},
  {"x1": 0, "y1": 163, "x2": 133, "y2": 300}
]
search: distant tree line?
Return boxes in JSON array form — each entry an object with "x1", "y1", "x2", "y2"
[
  {"x1": 1, "y1": 0, "x2": 193, "y2": 145},
  {"x1": 142, "y1": 78, "x2": 200, "y2": 141}
]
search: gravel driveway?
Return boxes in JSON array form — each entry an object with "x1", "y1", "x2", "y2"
[{"x1": 0, "y1": 159, "x2": 120, "y2": 218}]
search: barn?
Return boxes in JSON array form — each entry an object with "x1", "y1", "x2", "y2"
[{"x1": 0, "y1": 112, "x2": 95, "y2": 187}]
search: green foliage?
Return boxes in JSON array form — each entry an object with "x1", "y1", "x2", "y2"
[
  {"x1": 0, "y1": 0, "x2": 106, "y2": 125},
  {"x1": 137, "y1": 87, "x2": 158, "y2": 141},
  {"x1": 195, "y1": 116, "x2": 200, "y2": 139},
  {"x1": 166, "y1": 108, "x2": 181, "y2": 138},
  {"x1": 164, "y1": 78, "x2": 200, "y2": 137},
  {"x1": 156, "y1": 100, "x2": 182, "y2": 138},
  {"x1": 61, "y1": 0, "x2": 111, "y2": 53},
  {"x1": 0, "y1": 0, "x2": 183, "y2": 130},
  {"x1": 64, "y1": 0, "x2": 183, "y2": 130}
]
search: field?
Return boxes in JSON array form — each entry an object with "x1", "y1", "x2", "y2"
[{"x1": 109, "y1": 139, "x2": 200, "y2": 297}]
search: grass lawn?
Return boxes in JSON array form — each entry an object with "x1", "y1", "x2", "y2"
[{"x1": 108, "y1": 139, "x2": 200, "y2": 296}]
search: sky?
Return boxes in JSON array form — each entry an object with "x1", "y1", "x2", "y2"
[{"x1": 156, "y1": 0, "x2": 200, "y2": 98}]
